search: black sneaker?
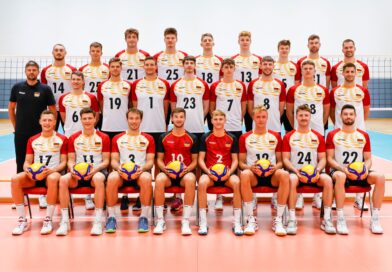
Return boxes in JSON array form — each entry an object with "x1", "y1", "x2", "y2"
[
  {"x1": 132, "y1": 196, "x2": 141, "y2": 211},
  {"x1": 120, "y1": 195, "x2": 129, "y2": 211}
]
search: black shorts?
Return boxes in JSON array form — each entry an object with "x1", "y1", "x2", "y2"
[
  {"x1": 280, "y1": 110, "x2": 293, "y2": 132},
  {"x1": 169, "y1": 177, "x2": 183, "y2": 187},
  {"x1": 120, "y1": 179, "x2": 140, "y2": 189},
  {"x1": 193, "y1": 133, "x2": 204, "y2": 142},
  {"x1": 256, "y1": 175, "x2": 276, "y2": 187},
  {"x1": 227, "y1": 131, "x2": 243, "y2": 141},
  {"x1": 101, "y1": 131, "x2": 122, "y2": 141},
  {"x1": 95, "y1": 113, "x2": 103, "y2": 130},
  {"x1": 76, "y1": 170, "x2": 108, "y2": 188},
  {"x1": 289, "y1": 170, "x2": 321, "y2": 188},
  {"x1": 147, "y1": 132, "x2": 163, "y2": 153},
  {"x1": 35, "y1": 179, "x2": 47, "y2": 188},
  {"x1": 330, "y1": 169, "x2": 370, "y2": 187}
]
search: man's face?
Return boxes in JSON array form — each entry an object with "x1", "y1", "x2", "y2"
[
  {"x1": 221, "y1": 64, "x2": 235, "y2": 78},
  {"x1": 183, "y1": 60, "x2": 195, "y2": 74},
  {"x1": 308, "y1": 39, "x2": 320, "y2": 54},
  {"x1": 164, "y1": 34, "x2": 177, "y2": 48},
  {"x1": 144, "y1": 59, "x2": 157, "y2": 76},
  {"x1": 278, "y1": 45, "x2": 290, "y2": 58},
  {"x1": 238, "y1": 36, "x2": 251, "y2": 50},
  {"x1": 71, "y1": 74, "x2": 84, "y2": 90},
  {"x1": 341, "y1": 109, "x2": 356, "y2": 126},
  {"x1": 25, "y1": 66, "x2": 39, "y2": 81},
  {"x1": 125, "y1": 33, "x2": 138, "y2": 48},
  {"x1": 52, "y1": 45, "x2": 66, "y2": 61},
  {"x1": 301, "y1": 64, "x2": 315, "y2": 80},
  {"x1": 81, "y1": 113, "x2": 96, "y2": 129},
  {"x1": 127, "y1": 112, "x2": 141, "y2": 131},
  {"x1": 261, "y1": 61, "x2": 274, "y2": 76},
  {"x1": 212, "y1": 114, "x2": 226, "y2": 130},
  {"x1": 40, "y1": 114, "x2": 56, "y2": 132},
  {"x1": 89, "y1": 46, "x2": 102, "y2": 62},
  {"x1": 172, "y1": 112, "x2": 185, "y2": 128},
  {"x1": 109, "y1": 62, "x2": 122, "y2": 77},
  {"x1": 201, "y1": 36, "x2": 214, "y2": 50},
  {"x1": 343, "y1": 67, "x2": 356, "y2": 83},
  {"x1": 296, "y1": 110, "x2": 311, "y2": 127},
  {"x1": 253, "y1": 111, "x2": 268, "y2": 127},
  {"x1": 342, "y1": 41, "x2": 356, "y2": 58}
]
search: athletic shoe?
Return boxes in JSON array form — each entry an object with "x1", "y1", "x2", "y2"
[
  {"x1": 85, "y1": 194, "x2": 95, "y2": 210},
  {"x1": 198, "y1": 224, "x2": 208, "y2": 235},
  {"x1": 105, "y1": 217, "x2": 117, "y2": 233},
  {"x1": 132, "y1": 196, "x2": 142, "y2": 211},
  {"x1": 233, "y1": 223, "x2": 244, "y2": 236},
  {"x1": 214, "y1": 194, "x2": 223, "y2": 211},
  {"x1": 244, "y1": 216, "x2": 258, "y2": 235},
  {"x1": 120, "y1": 195, "x2": 129, "y2": 211},
  {"x1": 153, "y1": 219, "x2": 166, "y2": 234},
  {"x1": 38, "y1": 195, "x2": 47, "y2": 209},
  {"x1": 321, "y1": 219, "x2": 336, "y2": 234},
  {"x1": 170, "y1": 197, "x2": 183, "y2": 211},
  {"x1": 252, "y1": 193, "x2": 258, "y2": 210},
  {"x1": 332, "y1": 199, "x2": 337, "y2": 210},
  {"x1": 56, "y1": 221, "x2": 70, "y2": 236},
  {"x1": 272, "y1": 217, "x2": 286, "y2": 236},
  {"x1": 354, "y1": 196, "x2": 369, "y2": 211},
  {"x1": 370, "y1": 218, "x2": 383, "y2": 234},
  {"x1": 91, "y1": 220, "x2": 103, "y2": 236},
  {"x1": 286, "y1": 220, "x2": 297, "y2": 235},
  {"x1": 40, "y1": 217, "x2": 53, "y2": 235},
  {"x1": 12, "y1": 217, "x2": 28, "y2": 235},
  {"x1": 312, "y1": 193, "x2": 322, "y2": 209},
  {"x1": 181, "y1": 220, "x2": 192, "y2": 236},
  {"x1": 138, "y1": 216, "x2": 149, "y2": 233},
  {"x1": 271, "y1": 193, "x2": 278, "y2": 210},
  {"x1": 295, "y1": 194, "x2": 304, "y2": 210},
  {"x1": 336, "y1": 217, "x2": 349, "y2": 235}
]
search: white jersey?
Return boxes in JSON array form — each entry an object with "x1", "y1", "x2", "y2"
[
  {"x1": 79, "y1": 63, "x2": 110, "y2": 95},
  {"x1": 154, "y1": 51, "x2": 187, "y2": 84},
  {"x1": 248, "y1": 78, "x2": 286, "y2": 132},
  {"x1": 132, "y1": 77, "x2": 170, "y2": 133},
  {"x1": 170, "y1": 77, "x2": 209, "y2": 133},
  {"x1": 115, "y1": 49, "x2": 150, "y2": 81},
  {"x1": 195, "y1": 55, "x2": 223, "y2": 86},
  {"x1": 273, "y1": 61, "x2": 300, "y2": 91},
  {"x1": 210, "y1": 80, "x2": 246, "y2": 132},
  {"x1": 331, "y1": 60, "x2": 370, "y2": 86},
  {"x1": 231, "y1": 54, "x2": 261, "y2": 88},
  {"x1": 97, "y1": 80, "x2": 132, "y2": 132},
  {"x1": 297, "y1": 56, "x2": 331, "y2": 87}
]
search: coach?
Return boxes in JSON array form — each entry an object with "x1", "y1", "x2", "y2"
[{"x1": 8, "y1": 61, "x2": 56, "y2": 173}]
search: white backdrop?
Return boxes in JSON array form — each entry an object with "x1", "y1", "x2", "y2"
[{"x1": 0, "y1": 0, "x2": 391, "y2": 56}]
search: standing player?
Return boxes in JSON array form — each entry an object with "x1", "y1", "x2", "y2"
[
  {"x1": 11, "y1": 110, "x2": 67, "y2": 235},
  {"x1": 105, "y1": 108, "x2": 154, "y2": 233},
  {"x1": 331, "y1": 39, "x2": 370, "y2": 89},
  {"x1": 115, "y1": 28, "x2": 150, "y2": 81},
  {"x1": 210, "y1": 58, "x2": 246, "y2": 140},
  {"x1": 239, "y1": 106, "x2": 289, "y2": 236},
  {"x1": 297, "y1": 34, "x2": 331, "y2": 88},
  {"x1": 326, "y1": 105, "x2": 385, "y2": 234},
  {"x1": 97, "y1": 57, "x2": 132, "y2": 139},
  {"x1": 197, "y1": 110, "x2": 243, "y2": 236},
  {"x1": 154, "y1": 27, "x2": 188, "y2": 85},
  {"x1": 153, "y1": 108, "x2": 198, "y2": 235},
  {"x1": 231, "y1": 31, "x2": 262, "y2": 132},
  {"x1": 282, "y1": 105, "x2": 335, "y2": 235},
  {"x1": 41, "y1": 44, "x2": 77, "y2": 129},
  {"x1": 56, "y1": 108, "x2": 110, "y2": 236}
]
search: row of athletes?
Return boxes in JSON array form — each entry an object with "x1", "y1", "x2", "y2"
[{"x1": 11, "y1": 103, "x2": 385, "y2": 237}]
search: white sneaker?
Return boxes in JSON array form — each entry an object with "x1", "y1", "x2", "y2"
[
  {"x1": 153, "y1": 219, "x2": 166, "y2": 235},
  {"x1": 312, "y1": 193, "x2": 322, "y2": 209},
  {"x1": 354, "y1": 196, "x2": 369, "y2": 211},
  {"x1": 252, "y1": 193, "x2": 258, "y2": 210},
  {"x1": 38, "y1": 195, "x2": 47, "y2": 209},
  {"x1": 12, "y1": 217, "x2": 28, "y2": 235},
  {"x1": 370, "y1": 218, "x2": 383, "y2": 234},
  {"x1": 85, "y1": 195, "x2": 95, "y2": 210},
  {"x1": 272, "y1": 217, "x2": 287, "y2": 236},
  {"x1": 321, "y1": 219, "x2": 336, "y2": 234},
  {"x1": 271, "y1": 193, "x2": 278, "y2": 209},
  {"x1": 244, "y1": 216, "x2": 258, "y2": 235},
  {"x1": 295, "y1": 194, "x2": 304, "y2": 210},
  {"x1": 214, "y1": 194, "x2": 223, "y2": 211},
  {"x1": 56, "y1": 221, "x2": 70, "y2": 236},
  {"x1": 181, "y1": 220, "x2": 192, "y2": 236},
  {"x1": 286, "y1": 220, "x2": 297, "y2": 235},
  {"x1": 233, "y1": 223, "x2": 244, "y2": 236},
  {"x1": 198, "y1": 224, "x2": 208, "y2": 235},
  {"x1": 336, "y1": 217, "x2": 349, "y2": 235},
  {"x1": 91, "y1": 220, "x2": 103, "y2": 236},
  {"x1": 40, "y1": 217, "x2": 53, "y2": 235}
]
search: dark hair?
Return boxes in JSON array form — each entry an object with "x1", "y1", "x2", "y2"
[
  {"x1": 90, "y1": 42, "x2": 103, "y2": 50},
  {"x1": 222, "y1": 58, "x2": 235, "y2": 67},
  {"x1": 80, "y1": 107, "x2": 96, "y2": 117},
  {"x1": 40, "y1": 110, "x2": 56, "y2": 119},
  {"x1": 262, "y1": 56, "x2": 275, "y2": 63},
  {"x1": 171, "y1": 107, "x2": 186, "y2": 117},
  {"x1": 301, "y1": 60, "x2": 315, "y2": 68},
  {"x1": 342, "y1": 63, "x2": 356, "y2": 71},
  {"x1": 277, "y1": 39, "x2": 291, "y2": 49},
  {"x1": 71, "y1": 71, "x2": 84, "y2": 80},
  {"x1": 342, "y1": 39, "x2": 355, "y2": 47},
  {"x1": 341, "y1": 104, "x2": 356, "y2": 114},
  {"x1": 182, "y1": 55, "x2": 196, "y2": 65},
  {"x1": 126, "y1": 108, "x2": 143, "y2": 119},
  {"x1": 109, "y1": 57, "x2": 122, "y2": 66},
  {"x1": 308, "y1": 34, "x2": 320, "y2": 41},
  {"x1": 144, "y1": 56, "x2": 157, "y2": 64},
  {"x1": 25, "y1": 60, "x2": 39, "y2": 70},
  {"x1": 164, "y1": 27, "x2": 177, "y2": 37},
  {"x1": 124, "y1": 28, "x2": 139, "y2": 39}
]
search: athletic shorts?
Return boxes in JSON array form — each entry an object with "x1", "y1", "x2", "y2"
[
  {"x1": 227, "y1": 131, "x2": 243, "y2": 141},
  {"x1": 330, "y1": 169, "x2": 371, "y2": 187},
  {"x1": 192, "y1": 133, "x2": 204, "y2": 143},
  {"x1": 35, "y1": 178, "x2": 47, "y2": 188},
  {"x1": 76, "y1": 170, "x2": 108, "y2": 188},
  {"x1": 120, "y1": 178, "x2": 140, "y2": 189},
  {"x1": 280, "y1": 110, "x2": 293, "y2": 132},
  {"x1": 256, "y1": 175, "x2": 276, "y2": 187}
]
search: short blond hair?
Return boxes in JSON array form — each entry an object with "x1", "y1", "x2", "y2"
[
  {"x1": 211, "y1": 109, "x2": 226, "y2": 118},
  {"x1": 253, "y1": 105, "x2": 268, "y2": 115},
  {"x1": 238, "y1": 31, "x2": 251, "y2": 39}
]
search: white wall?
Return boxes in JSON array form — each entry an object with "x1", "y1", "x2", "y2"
[{"x1": 0, "y1": 0, "x2": 391, "y2": 56}]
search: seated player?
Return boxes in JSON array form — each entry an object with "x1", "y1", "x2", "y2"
[
  {"x1": 153, "y1": 108, "x2": 198, "y2": 235},
  {"x1": 239, "y1": 106, "x2": 289, "y2": 236},
  {"x1": 105, "y1": 108, "x2": 154, "y2": 233},
  {"x1": 56, "y1": 108, "x2": 110, "y2": 236},
  {"x1": 11, "y1": 110, "x2": 67, "y2": 235},
  {"x1": 326, "y1": 104, "x2": 385, "y2": 234},
  {"x1": 197, "y1": 110, "x2": 243, "y2": 236},
  {"x1": 282, "y1": 104, "x2": 335, "y2": 235}
]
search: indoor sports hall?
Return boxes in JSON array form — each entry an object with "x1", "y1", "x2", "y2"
[{"x1": 1, "y1": 1, "x2": 392, "y2": 271}]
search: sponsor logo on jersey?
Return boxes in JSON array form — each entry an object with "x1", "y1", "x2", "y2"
[
  {"x1": 209, "y1": 141, "x2": 216, "y2": 145},
  {"x1": 167, "y1": 141, "x2": 175, "y2": 144}
]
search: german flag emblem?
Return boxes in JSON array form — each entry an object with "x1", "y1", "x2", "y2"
[
  {"x1": 140, "y1": 142, "x2": 146, "y2": 147},
  {"x1": 95, "y1": 142, "x2": 102, "y2": 146},
  {"x1": 311, "y1": 139, "x2": 318, "y2": 143},
  {"x1": 357, "y1": 138, "x2": 364, "y2": 142},
  {"x1": 184, "y1": 143, "x2": 190, "y2": 147}
]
